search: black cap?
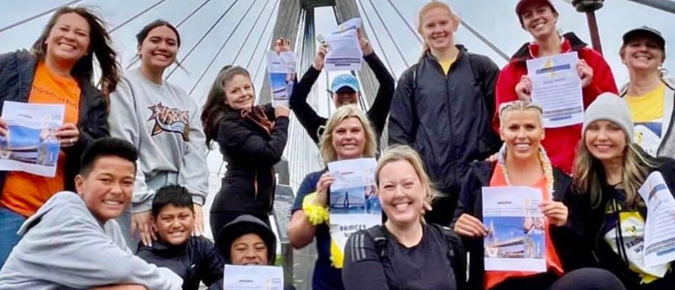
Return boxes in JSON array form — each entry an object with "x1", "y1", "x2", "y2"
[
  {"x1": 215, "y1": 215, "x2": 276, "y2": 264},
  {"x1": 623, "y1": 26, "x2": 665, "y2": 50}
]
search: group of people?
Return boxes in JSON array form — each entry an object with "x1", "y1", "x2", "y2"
[{"x1": 0, "y1": 0, "x2": 672, "y2": 289}]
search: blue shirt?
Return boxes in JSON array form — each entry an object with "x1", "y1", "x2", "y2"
[{"x1": 292, "y1": 170, "x2": 344, "y2": 290}]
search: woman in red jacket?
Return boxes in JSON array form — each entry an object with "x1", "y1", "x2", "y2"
[{"x1": 494, "y1": 0, "x2": 618, "y2": 174}]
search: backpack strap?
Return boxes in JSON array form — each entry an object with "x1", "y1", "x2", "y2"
[
  {"x1": 365, "y1": 225, "x2": 389, "y2": 260},
  {"x1": 429, "y1": 223, "x2": 467, "y2": 288}
]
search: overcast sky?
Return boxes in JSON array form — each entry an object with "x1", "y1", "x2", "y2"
[{"x1": 1, "y1": 0, "x2": 674, "y2": 177}]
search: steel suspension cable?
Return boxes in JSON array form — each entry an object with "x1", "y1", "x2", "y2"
[
  {"x1": 109, "y1": 0, "x2": 168, "y2": 33},
  {"x1": 386, "y1": 0, "x2": 422, "y2": 44},
  {"x1": 356, "y1": 0, "x2": 396, "y2": 75},
  {"x1": 165, "y1": 0, "x2": 242, "y2": 80},
  {"x1": 125, "y1": 0, "x2": 213, "y2": 70},
  {"x1": 366, "y1": 0, "x2": 409, "y2": 67},
  {"x1": 0, "y1": 0, "x2": 84, "y2": 34},
  {"x1": 189, "y1": 0, "x2": 262, "y2": 97},
  {"x1": 245, "y1": 0, "x2": 280, "y2": 69}
]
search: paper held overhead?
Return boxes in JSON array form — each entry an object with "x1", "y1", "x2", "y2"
[
  {"x1": 266, "y1": 51, "x2": 297, "y2": 107},
  {"x1": 325, "y1": 18, "x2": 363, "y2": 71}
]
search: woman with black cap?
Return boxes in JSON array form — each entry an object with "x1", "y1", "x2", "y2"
[
  {"x1": 619, "y1": 27, "x2": 675, "y2": 158},
  {"x1": 216, "y1": 215, "x2": 296, "y2": 289}
]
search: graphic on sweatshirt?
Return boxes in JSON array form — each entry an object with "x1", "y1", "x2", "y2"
[{"x1": 147, "y1": 102, "x2": 190, "y2": 141}]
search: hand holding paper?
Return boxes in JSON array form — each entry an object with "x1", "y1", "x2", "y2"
[
  {"x1": 454, "y1": 213, "x2": 488, "y2": 237},
  {"x1": 539, "y1": 200, "x2": 568, "y2": 227}
]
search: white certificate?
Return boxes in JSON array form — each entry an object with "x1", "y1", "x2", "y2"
[
  {"x1": 526, "y1": 51, "x2": 584, "y2": 128},
  {"x1": 0, "y1": 101, "x2": 65, "y2": 177},
  {"x1": 638, "y1": 171, "x2": 675, "y2": 268},
  {"x1": 266, "y1": 51, "x2": 297, "y2": 107},
  {"x1": 482, "y1": 186, "x2": 546, "y2": 272},
  {"x1": 327, "y1": 157, "x2": 380, "y2": 262},
  {"x1": 223, "y1": 265, "x2": 284, "y2": 290},
  {"x1": 324, "y1": 18, "x2": 363, "y2": 71}
]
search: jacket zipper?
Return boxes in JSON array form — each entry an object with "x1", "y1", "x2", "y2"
[
  {"x1": 254, "y1": 172, "x2": 258, "y2": 199},
  {"x1": 438, "y1": 56, "x2": 459, "y2": 187},
  {"x1": 657, "y1": 82, "x2": 675, "y2": 155}
]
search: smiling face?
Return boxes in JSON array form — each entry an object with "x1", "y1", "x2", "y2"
[
  {"x1": 520, "y1": 4, "x2": 558, "y2": 41},
  {"x1": 138, "y1": 26, "x2": 178, "y2": 71},
  {"x1": 378, "y1": 160, "x2": 426, "y2": 226},
  {"x1": 584, "y1": 120, "x2": 628, "y2": 163},
  {"x1": 332, "y1": 88, "x2": 359, "y2": 107},
  {"x1": 45, "y1": 12, "x2": 91, "y2": 66},
  {"x1": 230, "y1": 233, "x2": 268, "y2": 266},
  {"x1": 154, "y1": 204, "x2": 194, "y2": 246},
  {"x1": 622, "y1": 37, "x2": 665, "y2": 73},
  {"x1": 332, "y1": 117, "x2": 366, "y2": 160},
  {"x1": 419, "y1": 7, "x2": 457, "y2": 52},
  {"x1": 500, "y1": 109, "x2": 545, "y2": 161},
  {"x1": 76, "y1": 156, "x2": 135, "y2": 223},
  {"x1": 224, "y1": 74, "x2": 255, "y2": 110}
]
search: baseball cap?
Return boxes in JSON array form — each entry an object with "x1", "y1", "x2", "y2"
[
  {"x1": 330, "y1": 74, "x2": 360, "y2": 93},
  {"x1": 516, "y1": 0, "x2": 557, "y2": 24},
  {"x1": 622, "y1": 26, "x2": 665, "y2": 50}
]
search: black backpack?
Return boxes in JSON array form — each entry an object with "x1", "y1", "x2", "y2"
[{"x1": 365, "y1": 224, "x2": 467, "y2": 289}]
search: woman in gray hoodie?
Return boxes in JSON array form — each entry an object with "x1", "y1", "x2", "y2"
[{"x1": 109, "y1": 20, "x2": 209, "y2": 248}]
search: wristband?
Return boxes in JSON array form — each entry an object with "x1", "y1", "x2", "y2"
[{"x1": 302, "y1": 191, "x2": 329, "y2": 225}]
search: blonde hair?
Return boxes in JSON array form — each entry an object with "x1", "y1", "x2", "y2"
[
  {"x1": 319, "y1": 105, "x2": 377, "y2": 163},
  {"x1": 573, "y1": 140, "x2": 657, "y2": 209},
  {"x1": 498, "y1": 100, "x2": 545, "y2": 130},
  {"x1": 417, "y1": 1, "x2": 460, "y2": 57},
  {"x1": 375, "y1": 145, "x2": 440, "y2": 206}
]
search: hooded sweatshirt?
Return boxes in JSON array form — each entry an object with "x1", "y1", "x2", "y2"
[
  {"x1": 109, "y1": 68, "x2": 209, "y2": 213},
  {"x1": 0, "y1": 192, "x2": 182, "y2": 290}
]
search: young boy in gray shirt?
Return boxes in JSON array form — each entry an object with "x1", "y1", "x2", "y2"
[{"x1": 0, "y1": 138, "x2": 182, "y2": 290}]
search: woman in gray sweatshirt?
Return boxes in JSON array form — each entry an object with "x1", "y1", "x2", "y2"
[{"x1": 109, "y1": 20, "x2": 209, "y2": 248}]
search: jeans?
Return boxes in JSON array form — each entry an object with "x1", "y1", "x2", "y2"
[{"x1": 0, "y1": 206, "x2": 26, "y2": 269}]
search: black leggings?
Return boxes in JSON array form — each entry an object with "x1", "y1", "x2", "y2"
[
  {"x1": 492, "y1": 268, "x2": 626, "y2": 290},
  {"x1": 209, "y1": 210, "x2": 270, "y2": 241}
]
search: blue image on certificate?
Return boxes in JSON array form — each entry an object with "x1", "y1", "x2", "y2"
[
  {"x1": 0, "y1": 125, "x2": 59, "y2": 166},
  {"x1": 483, "y1": 216, "x2": 546, "y2": 259},
  {"x1": 330, "y1": 186, "x2": 366, "y2": 214}
]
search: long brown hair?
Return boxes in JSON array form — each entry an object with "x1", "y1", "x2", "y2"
[
  {"x1": 574, "y1": 140, "x2": 658, "y2": 209},
  {"x1": 201, "y1": 65, "x2": 253, "y2": 149},
  {"x1": 31, "y1": 6, "x2": 120, "y2": 95}
]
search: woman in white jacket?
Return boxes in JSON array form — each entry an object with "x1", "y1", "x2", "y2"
[{"x1": 620, "y1": 27, "x2": 675, "y2": 158}]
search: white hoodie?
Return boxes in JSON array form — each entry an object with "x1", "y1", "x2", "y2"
[{"x1": 0, "y1": 192, "x2": 183, "y2": 290}]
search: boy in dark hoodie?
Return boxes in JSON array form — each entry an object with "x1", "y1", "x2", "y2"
[
  {"x1": 216, "y1": 215, "x2": 295, "y2": 290},
  {"x1": 136, "y1": 185, "x2": 225, "y2": 290}
]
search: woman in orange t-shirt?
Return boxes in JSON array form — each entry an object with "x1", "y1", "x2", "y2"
[
  {"x1": 451, "y1": 101, "x2": 625, "y2": 290},
  {"x1": 0, "y1": 6, "x2": 119, "y2": 268}
]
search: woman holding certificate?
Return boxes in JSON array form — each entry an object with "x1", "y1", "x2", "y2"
[
  {"x1": 452, "y1": 100, "x2": 624, "y2": 290},
  {"x1": 495, "y1": 0, "x2": 618, "y2": 174},
  {"x1": 342, "y1": 145, "x2": 465, "y2": 290},
  {"x1": 287, "y1": 105, "x2": 377, "y2": 290},
  {"x1": 573, "y1": 93, "x2": 675, "y2": 290},
  {"x1": 0, "y1": 6, "x2": 116, "y2": 268}
]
